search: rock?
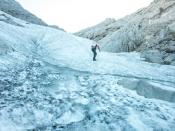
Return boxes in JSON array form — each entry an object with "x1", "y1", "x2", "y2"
[
  {"x1": 164, "y1": 54, "x2": 175, "y2": 64},
  {"x1": 165, "y1": 45, "x2": 175, "y2": 53},
  {"x1": 171, "y1": 61, "x2": 175, "y2": 66},
  {"x1": 140, "y1": 50, "x2": 164, "y2": 64},
  {"x1": 118, "y1": 78, "x2": 175, "y2": 103}
]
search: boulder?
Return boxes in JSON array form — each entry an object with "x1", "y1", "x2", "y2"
[
  {"x1": 140, "y1": 50, "x2": 164, "y2": 64},
  {"x1": 164, "y1": 54, "x2": 175, "y2": 64},
  {"x1": 171, "y1": 61, "x2": 175, "y2": 66},
  {"x1": 165, "y1": 43, "x2": 175, "y2": 53}
]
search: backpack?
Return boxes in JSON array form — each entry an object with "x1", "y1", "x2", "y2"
[{"x1": 91, "y1": 45, "x2": 96, "y2": 52}]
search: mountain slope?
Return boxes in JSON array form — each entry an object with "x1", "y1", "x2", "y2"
[
  {"x1": 0, "y1": 0, "x2": 65, "y2": 31},
  {"x1": 0, "y1": 0, "x2": 47, "y2": 26},
  {"x1": 0, "y1": 9, "x2": 175, "y2": 131},
  {"x1": 75, "y1": 0, "x2": 175, "y2": 65}
]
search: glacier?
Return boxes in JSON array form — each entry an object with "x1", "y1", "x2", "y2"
[{"x1": 0, "y1": 11, "x2": 175, "y2": 131}]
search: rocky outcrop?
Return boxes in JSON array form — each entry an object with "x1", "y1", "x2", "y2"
[{"x1": 75, "y1": 0, "x2": 175, "y2": 65}]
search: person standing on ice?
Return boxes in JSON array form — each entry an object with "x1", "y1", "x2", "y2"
[{"x1": 91, "y1": 42, "x2": 100, "y2": 61}]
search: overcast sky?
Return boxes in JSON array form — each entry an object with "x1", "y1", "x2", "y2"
[{"x1": 16, "y1": 0, "x2": 153, "y2": 32}]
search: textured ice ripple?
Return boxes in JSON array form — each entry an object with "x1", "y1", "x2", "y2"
[{"x1": 0, "y1": 59, "x2": 175, "y2": 131}]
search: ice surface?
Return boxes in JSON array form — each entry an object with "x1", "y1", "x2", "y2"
[
  {"x1": 127, "y1": 108, "x2": 152, "y2": 131},
  {"x1": 0, "y1": 11, "x2": 175, "y2": 131}
]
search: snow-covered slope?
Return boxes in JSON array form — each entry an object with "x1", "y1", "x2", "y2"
[
  {"x1": 75, "y1": 0, "x2": 175, "y2": 65},
  {"x1": 0, "y1": 10, "x2": 175, "y2": 131},
  {"x1": 0, "y1": 0, "x2": 47, "y2": 26},
  {"x1": 0, "y1": 0, "x2": 64, "y2": 31}
]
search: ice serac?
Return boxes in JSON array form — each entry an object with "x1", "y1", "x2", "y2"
[
  {"x1": 75, "y1": 0, "x2": 175, "y2": 65},
  {"x1": 118, "y1": 78, "x2": 175, "y2": 103}
]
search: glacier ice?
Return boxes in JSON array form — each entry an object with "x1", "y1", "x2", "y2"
[{"x1": 0, "y1": 11, "x2": 175, "y2": 131}]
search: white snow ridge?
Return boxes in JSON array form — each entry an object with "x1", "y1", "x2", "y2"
[{"x1": 0, "y1": 2, "x2": 175, "y2": 131}]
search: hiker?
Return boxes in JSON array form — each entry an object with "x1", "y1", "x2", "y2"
[{"x1": 91, "y1": 42, "x2": 100, "y2": 61}]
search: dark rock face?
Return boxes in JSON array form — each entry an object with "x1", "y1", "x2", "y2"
[
  {"x1": 164, "y1": 54, "x2": 175, "y2": 65},
  {"x1": 0, "y1": 0, "x2": 47, "y2": 26}
]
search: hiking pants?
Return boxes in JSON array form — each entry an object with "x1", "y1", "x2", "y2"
[{"x1": 93, "y1": 51, "x2": 97, "y2": 61}]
